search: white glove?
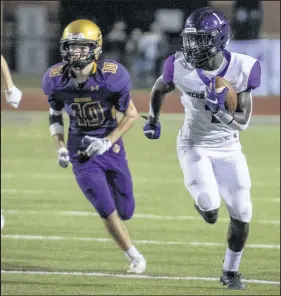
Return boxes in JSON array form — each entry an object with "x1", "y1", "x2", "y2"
[
  {"x1": 83, "y1": 136, "x2": 112, "y2": 157},
  {"x1": 57, "y1": 147, "x2": 70, "y2": 168},
  {"x1": 5, "y1": 85, "x2": 22, "y2": 108}
]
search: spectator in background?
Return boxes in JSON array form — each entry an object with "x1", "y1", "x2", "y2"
[
  {"x1": 132, "y1": 22, "x2": 167, "y2": 86},
  {"x1": 125, "y1": 28, "x2": 143, "y2": 76},
  {"x1": 106, "y1": 20, "x2": 128, "y2": 65},
  {"x1": 232, "y1": 0, "x2": 263, "y2": 40}
]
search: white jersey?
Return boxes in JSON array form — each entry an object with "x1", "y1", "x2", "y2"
[{"x1": 162, "y1": 50, "x2": 261, "y2": 148}]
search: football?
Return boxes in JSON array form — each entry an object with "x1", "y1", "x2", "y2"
[{"x1": 215, "y1": 76, "x2": 237, "y2": 112}]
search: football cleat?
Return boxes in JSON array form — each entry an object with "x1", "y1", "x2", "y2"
[
  {"x1": 220, "y1": 270, "x2": 245, "y2": 290},
  {"x1": 127, "y1": 256, "x2": 147, "y2": 274}
]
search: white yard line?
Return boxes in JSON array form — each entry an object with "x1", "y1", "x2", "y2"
[
  {"x1": 1, "y1": 269, "x2": 279, "y2": 285},
  {"x1": 1, "y1": 234, "x2": 279, "y2": 249},
  {"x1": 2, "y1": 209, "x2": 280, "y2": 225},
  {"x1": 2, "y1": 188, "x2": 280, "y2": 203}
]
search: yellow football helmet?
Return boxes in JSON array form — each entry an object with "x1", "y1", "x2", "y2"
[{"x1": 60, "y1": 19, "x2": 103, "y2": 69}]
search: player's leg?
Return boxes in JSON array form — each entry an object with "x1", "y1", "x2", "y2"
[
  {"x1": 213, "y1": 150, "x2": 252, "y2": 289},
  {"x1": 105, "y1": 148, "x2": 146, "y2": 274},
  {"x1": 177, "y1": 142, "x2": 221, "y2": 224},
  {"x1": 73, "y1": 162, "x2": 144, "y2": 273}
]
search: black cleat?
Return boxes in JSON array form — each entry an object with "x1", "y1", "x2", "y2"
[{"x1": 220, "y1": 270, "x2": 245, "y2": 290}]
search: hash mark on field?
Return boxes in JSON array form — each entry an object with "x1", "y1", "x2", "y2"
[
  {"x1": 1, "y1": 234, "x2": 279, "y2": 249},
  {"x1": 2, "y1": 209, "x2": 280, "y2": 225},
  {"x1": 1, "y1": 270, "x2": 279, "y2": 285}
]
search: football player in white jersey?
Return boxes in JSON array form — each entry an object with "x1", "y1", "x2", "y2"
[{"x1": 143, "y1": 7, "x2": 261, "y2": 290}]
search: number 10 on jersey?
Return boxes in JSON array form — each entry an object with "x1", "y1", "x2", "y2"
[{"x1": 70, "y1": 101, "x2": 105, "y2": 127}]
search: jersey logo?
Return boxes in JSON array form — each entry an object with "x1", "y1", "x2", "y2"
[
  {"x1": 90, "y1": 85, "x2": 100, "y2": 91},
  {"x1": 102, "y1": 62, "x2": 118, "y2": 74},
  {"x1": 112, "y1": 144, "x2": 120, "y2": 153},
  {"x1": 186, "y1": 91, "x2": 205, "y2": 100},
  {"x1": 206, "y1": 97, "x2": 218, "y2": 104},
  {"x1": 49, "y1": 65, "x2": 64, "y2": 77},
  {"x1": 74, "y1": 97, "x2": 91, "y2": 103}
]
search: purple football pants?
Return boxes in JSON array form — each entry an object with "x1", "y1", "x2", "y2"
[{"x1": 70, "y1": 138, "x2": 135, "y2": 220}]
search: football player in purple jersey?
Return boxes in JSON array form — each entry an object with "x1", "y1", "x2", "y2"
[{"x1": 42, "y1": 20, "x2": 146, "y2": 274}]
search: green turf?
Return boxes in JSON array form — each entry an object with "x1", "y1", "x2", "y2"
[{"x1": 1, "y1": 112, "x2": 280, "y2": 295}]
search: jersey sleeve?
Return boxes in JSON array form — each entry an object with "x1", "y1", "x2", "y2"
[
  {"x1": 41, "y1": 69, "x2": 64, "y2": 111},
  {"x1": 105, "y1": 63, "x2": 132, "y2": 113},
  {"x1": 115, "y1": 68, "x2": 132, "y2": 113},
  {"x1": 246, "y1": 60, "x2": 261, "y2": 91},
  {"x1": 162, "y1": 54, "x2": 175, "y2": 84}
]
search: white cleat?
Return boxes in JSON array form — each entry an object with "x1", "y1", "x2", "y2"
[{"x1": 127, "y1": 256, "x2": 147, "y2": 274}]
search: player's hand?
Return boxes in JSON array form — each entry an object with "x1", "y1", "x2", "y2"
[
  {"x1": 204, "y1": 78, "x2": 228, "y2": 114},
  {"x1": 57, "y1": 147, "x2": 70, "y2": 168},
  {"x1": 81, "y1": 136, "x2": 112, "y2": 158},
  {"x1": 4, "y1": 85, "x2": 22, "y2": 108},
  {"x1": 142, "y1": 115, "x2": 161, "y2": 139}
]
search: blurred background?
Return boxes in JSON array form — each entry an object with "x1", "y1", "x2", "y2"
[{"x1": 0, "y1": 0, "x2": 280, "y2": 94}]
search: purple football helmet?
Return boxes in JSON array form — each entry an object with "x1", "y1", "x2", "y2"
[{"x1": 181, "y1": 7, "x2": 230, "y2": 67}]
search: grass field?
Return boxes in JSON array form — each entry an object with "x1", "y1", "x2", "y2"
[{"x1": 1, "y1": 111, "x2": 280, "y2": 295}]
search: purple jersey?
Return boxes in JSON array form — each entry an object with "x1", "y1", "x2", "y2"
[
  {"x1": 42, "y1": 59, "x2": 131, "y2": 136},
  {"x1": 42, "y1": 59, "x2": 132, "y2": 159}
]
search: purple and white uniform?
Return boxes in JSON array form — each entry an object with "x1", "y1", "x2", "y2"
[
  {"x1": 163, "y1": 50, "x2": 261, "y2": 148},
  {"x1": 42, "y1": 60, "x2": 135, "y2": 219},
  {"x1": 162, "y1": 50, "x2": 261, "y2": 223}
]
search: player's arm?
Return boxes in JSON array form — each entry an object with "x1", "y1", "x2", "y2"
[
  {"x1": 147, "y1": 54, "x2": 176, "y2": 124},
  {"x1": 214, "y1": 60, "x2": 261, "y2": 131},
  {"x1": 107, "y1": 99, "x2": 139, "y2": 144},
  {"x1": 1, "y1": 54, "x2": 14, "y2": 90},
  {"x1": 49, "y1": 103, "x2": 70, "y2": 168},
  {"x1": 143, "y1": 54, "x2": 176, "y2": 139},
  {"x1": 1, "y1": 54, "x2": 22, "y2": 108},
  {"x1": 42, "y1": 70, "x2": 69, "y2": 168},
  {"x1": 142, "y1": 76, "x2": 175, "y2": 140},
  {"x1": 214, "y1": 91, "x2": 252, "y2": 131},
  {"x1": 80, "y1": 64, "x2": 139, "y2": 159},
  {"x1": 49, "y1": 105, "x2": 65, "y2": 149},
  {"x1": 80, "y1": 99, "x2": 139, "y2": 160},
  {"x1": 148, "y1": 76, "x2": 175, "y2": 124}
]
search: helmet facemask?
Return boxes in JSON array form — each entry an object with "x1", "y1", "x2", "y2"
[
  {"x1": 181, "y1": 29, "x2": 220, "y2": 67},
  {"x1": 60, "y1": 38, "x2": 102, "y2": 70}
]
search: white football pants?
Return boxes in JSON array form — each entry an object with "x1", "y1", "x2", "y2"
[{"x1": 177, "y1": 135, "x2": 252, "y2": 223}]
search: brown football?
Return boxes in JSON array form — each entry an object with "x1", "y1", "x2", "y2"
[{"x1": 215, "y1": 76, "x2": 237, "y2": 112}]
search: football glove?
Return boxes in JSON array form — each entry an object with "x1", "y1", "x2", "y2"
[
  {"x1": 5, "y1": 85, "x2": 22, "y2": 108},
  {"x1": 79, "y1": 136, "x2": 112, "y2": 159},
  {"x1": 57, "y1": 147, "x2": 70, "y2": 168},
  {"x1": 204, "y1": 77, "x2": 228, "y2": 114},
  {"x1": 142, "y1": 115, "x2": 161, "y2": 140}
]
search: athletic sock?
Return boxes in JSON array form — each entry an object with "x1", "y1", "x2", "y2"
[
  {"x1": 125, "y1": 245, "x2": 142, "y2": 260},
  {"x1": 223, "y1": 247, "x2": 243, "y2": 271}
]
